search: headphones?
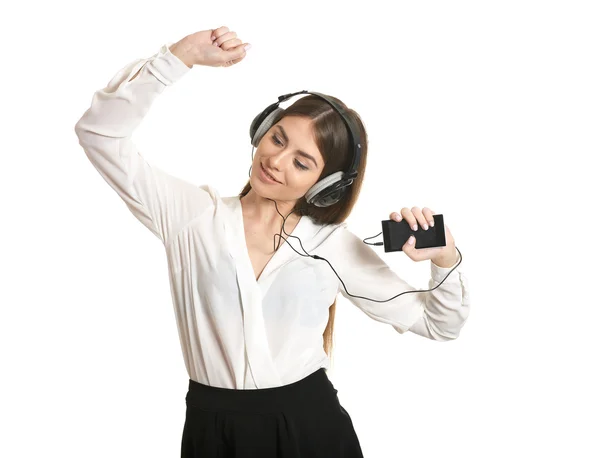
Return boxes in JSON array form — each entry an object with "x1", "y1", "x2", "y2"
[
  {"x1": 247, "y1": 90, "x2": 463, "y2": 303},
  {"x1": 249, "y1": 90, "x2": 361, "y2": 208}
]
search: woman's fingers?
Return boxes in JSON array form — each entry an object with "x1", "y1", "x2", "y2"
[
  {"x1": 412, "y1": 207, "x2": 429, "y2": 230},
  {"x1": 211, "y1": 29, "x2": 245, "y2": 65},
  {"x1": 422, "y1": 207, "x2": 435, "y2": 227},
  {"x1": 211, "y1": 26, "x2": 230, "y2": 41},
  {"x1": 220, "y1": 38, "x2": 242, "y2": 51},
  {"x1": 213, "y1": 31, "x2": 237, "y2": 46},
  {"x1": 222, "y1": 43, "x2": 250, "y2": 66},
  {"x1": 399, "y1": 207, "x2": 433, "y2": 231},
  {"x1": 390, "y1": 211, "x2": 402, "y2": 222},
  {"x1": 400, "y1": 208, "x2": 419, "y2": 231}
]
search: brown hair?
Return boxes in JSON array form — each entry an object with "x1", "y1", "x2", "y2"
[{"x1": 239, "y1": 94, "x2": 369, "y2": 364}]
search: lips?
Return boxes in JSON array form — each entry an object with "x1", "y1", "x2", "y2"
[{"x1": 260, "y1": 163, "x2": 281, "y2": 183}]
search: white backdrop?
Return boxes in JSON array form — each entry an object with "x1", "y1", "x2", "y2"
[{"x1": 1, "y1": 0, "x2": 598, "y2": 456}]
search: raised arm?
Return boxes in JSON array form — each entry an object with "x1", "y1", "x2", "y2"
[
  {"x1": 73, "y1": 43, "x2": 210, "y2": 246},
  {"x1": 74, "y1": 28, "x2": 250, "y2": 247},
  {"x1": 323, "y1": 224, "x2": 470, "y2": 341}
]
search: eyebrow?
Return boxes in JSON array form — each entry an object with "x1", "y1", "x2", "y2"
[{"x1": 275, "y1": 125, "x2": 318, "y2": 167}]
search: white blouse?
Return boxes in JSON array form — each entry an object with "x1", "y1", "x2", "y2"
[{"x1": 74, "y1": 43, "x2": 471, "y2": 389}]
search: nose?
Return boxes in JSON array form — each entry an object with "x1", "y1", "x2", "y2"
[{"x1": 266, "y1": 151, "x2": 287, "y2": 171}]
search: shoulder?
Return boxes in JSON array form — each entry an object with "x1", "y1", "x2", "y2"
[
  {"x1": 308, "y1": 218, "x2": 350, "y2": 247},
  {"x1": 198, "y1": 183, "x2": 219, "y2": 199}
]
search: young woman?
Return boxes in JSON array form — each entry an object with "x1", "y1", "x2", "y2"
[{"x1": 75, "y1": 26, "x2": 470, "y2": 458}]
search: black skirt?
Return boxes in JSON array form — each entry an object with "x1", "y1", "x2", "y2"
[{"x1": 180, "y1": 368, "x2": 364, "y2": 457}]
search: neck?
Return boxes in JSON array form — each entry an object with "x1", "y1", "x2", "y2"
[{"x1": 241, "y1": 188, "x2": 300, "y2": 226}]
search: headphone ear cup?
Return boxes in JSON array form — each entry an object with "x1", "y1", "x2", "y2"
[
  {"x1": 249, "y1": 101, "x2": 279, "y2": 144},
  {"x1": 250, "y1": 107, "x2": 284, "y2": 147},
  {"x1": 313, "y1": 188, "x2": 346, "y2": 207},
  {"x1": 305, "y1": 172, "x2": 347, "y2": 207},
  {"x1": 249, "y1": 112, "x2": 266, "y2": 140}
]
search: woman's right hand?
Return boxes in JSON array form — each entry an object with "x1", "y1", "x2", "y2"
[{"x1": 169, "y1": 26, "x2": 251, "y2": 68}]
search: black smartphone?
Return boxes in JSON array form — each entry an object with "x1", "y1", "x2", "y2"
[{"x1": 381, "y1": 214, "x2": 446, "y2": 252}]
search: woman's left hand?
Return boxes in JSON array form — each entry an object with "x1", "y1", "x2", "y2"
[{"x1": 389, "y1": 207, "x2": 458, "y2": 267}]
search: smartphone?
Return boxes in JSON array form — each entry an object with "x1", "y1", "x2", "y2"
[{"x1": 381, "y1": 214, "x2": 446, "y2": 252}]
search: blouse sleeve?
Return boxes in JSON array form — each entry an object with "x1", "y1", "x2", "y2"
[
  {"x1": 325, "y1": 223, "x2": 471, "y2": 341},
  {"x1": 74, "y1": 43, "x2": 213, "y2": 247}
]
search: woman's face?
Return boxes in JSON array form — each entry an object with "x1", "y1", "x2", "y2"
[{"x1": 251, "y1": 115, "x2": 325, "y2": 203}]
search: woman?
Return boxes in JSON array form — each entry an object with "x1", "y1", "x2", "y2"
[{"x1": 74, "y1": 26, "x2": 470, "y2": 458}]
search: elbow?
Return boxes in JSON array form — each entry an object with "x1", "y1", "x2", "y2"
[
  {"x1": 430, "y1": 301, "x2": 470, "y2": 342},
  {"x1": 74, "y1": 118, "x2": 101, "y2": 147},
  {"x1": 74, "y1": 122, "x2": 86, "y2": 147},
  {"x1": 427, "y1": 319, "x2": 466, "y2": 342},
  {"x1": 432, "y1": 331, "x2": 460, "y2": 342},
  {"x1": 74, "y1": 118, "x2": 88, "y2": 142},
  {"x1": 74, "y1": 119, "x2": 82, "y2": 137}
]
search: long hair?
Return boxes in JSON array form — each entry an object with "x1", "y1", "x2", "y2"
[{"x1": 239, "y1": 94, "x2": 369, "y2": 364}]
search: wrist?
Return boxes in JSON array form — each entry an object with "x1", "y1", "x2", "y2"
[
  {"x1": 169, "y1": 42, "x2": 194, "y2": 69},
  {"x1": 432, "y1": 247, "x2": 458, "y2": 268}
]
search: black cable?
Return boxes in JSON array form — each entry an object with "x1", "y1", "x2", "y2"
[
  {"x1": 266, "y1": 198, "x2": 463, "y2": 303},
  {"x1": 363, "y1": 232, "x2": 383, "y2": 246}
]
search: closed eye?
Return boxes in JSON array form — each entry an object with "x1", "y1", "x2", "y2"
[
  {"x1": 271, "y1": 134, "x2": 309, "y2": 170},
  {"x1": 272, "y1": 134, "x2": 283, "y2": 147}
]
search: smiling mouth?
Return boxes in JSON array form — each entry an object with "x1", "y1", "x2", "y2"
[{"x1": 261, "y1": 163, "x2": 280, "y2": 183}]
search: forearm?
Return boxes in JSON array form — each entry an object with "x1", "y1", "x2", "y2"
[{"x1": 125, "y1": 43, "x2": 190, "y2": 84}]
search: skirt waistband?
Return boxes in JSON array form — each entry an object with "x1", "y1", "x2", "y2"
[{"x1": 185, "y1": 368, "x2": 339, "y2": 414}]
